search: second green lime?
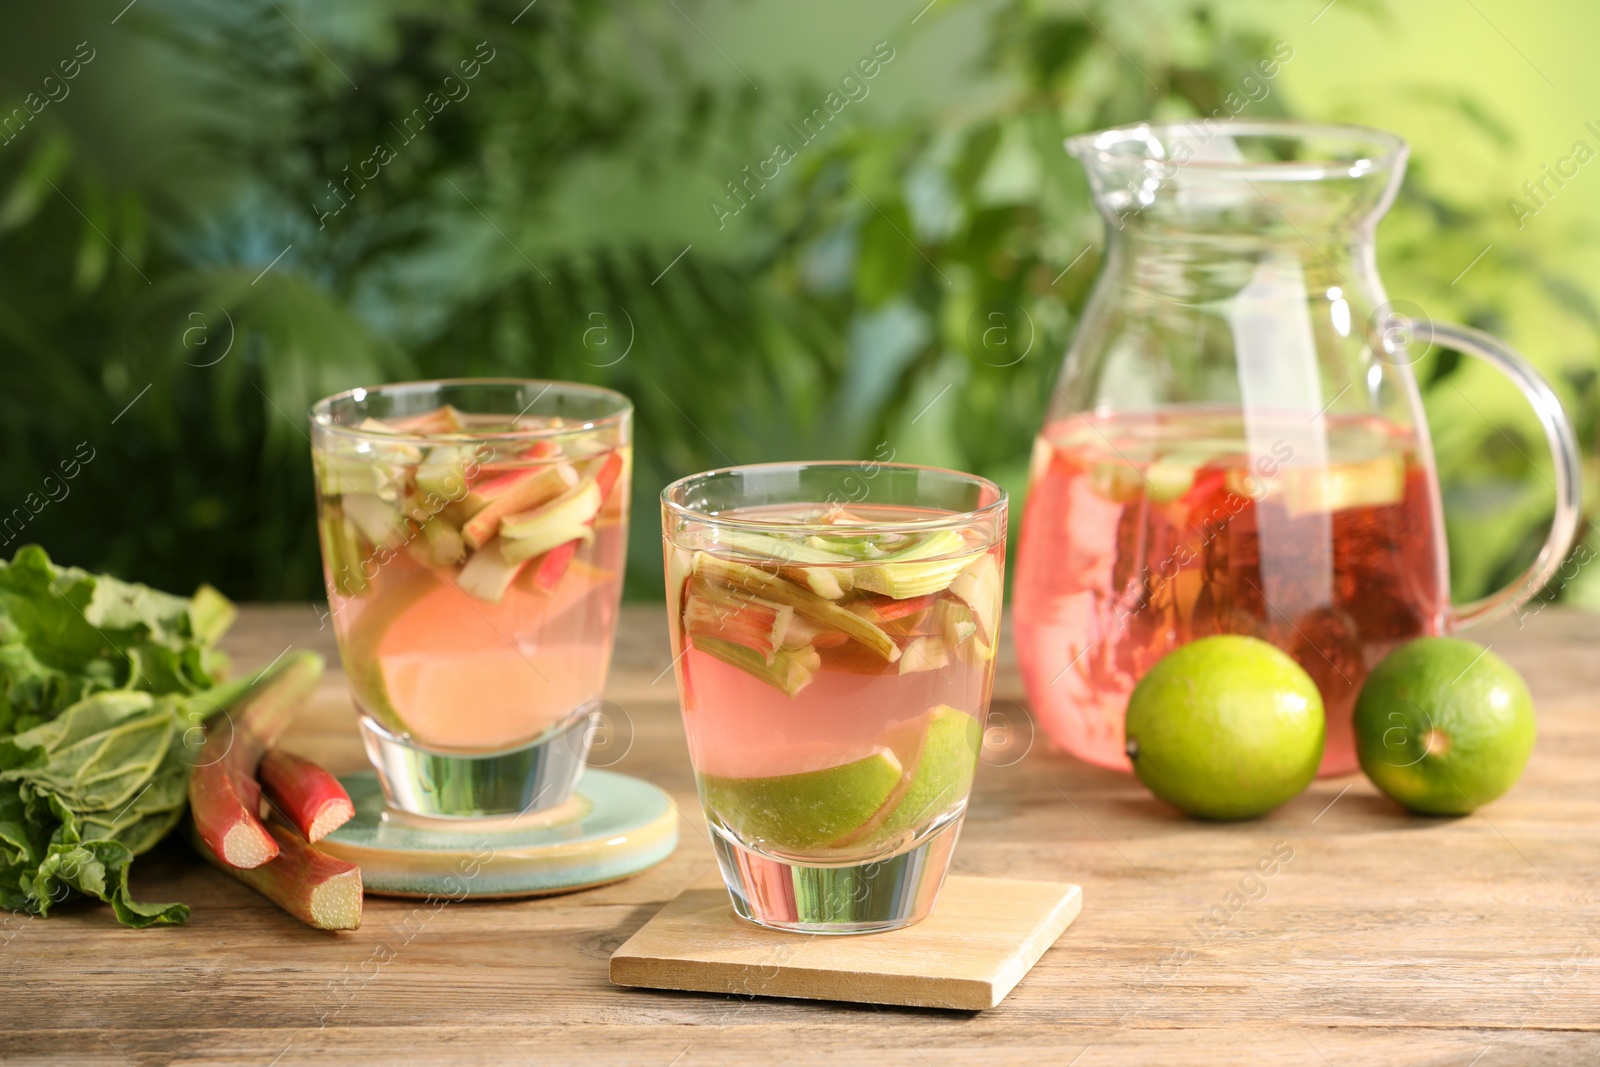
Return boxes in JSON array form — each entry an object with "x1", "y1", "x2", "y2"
[{"x1": 1353, "y1": 637, "x2": 1535, "y2": 815}]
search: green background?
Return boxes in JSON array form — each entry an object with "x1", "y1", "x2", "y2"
[{"x1": 1, "y1": 0, "x2": 1594, "y2": 608}]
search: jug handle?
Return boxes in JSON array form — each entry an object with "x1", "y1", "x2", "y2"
[{"x1": 1428, "y1": 322, "x2": 1585, "y2": 631}]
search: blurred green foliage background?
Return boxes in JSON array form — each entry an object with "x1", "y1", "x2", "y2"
[{"x1": 1, "y1": 0, "x2": 1595, "y2": 606}]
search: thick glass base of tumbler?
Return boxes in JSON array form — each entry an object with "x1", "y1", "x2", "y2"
[
  {"x1": 711, "y1": 816, "x2": 963, "y2": 934},
  {"x1": 359, "y1": 704, "x2": 597, "y2": 818}
]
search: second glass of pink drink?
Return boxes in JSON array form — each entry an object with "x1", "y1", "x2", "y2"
[
  {"x1": 310, "y1": 380, "x2": 631, "y2": 816},
  {"x1": 663, "y1": 463, "x2": 1006, "y2": 933}
]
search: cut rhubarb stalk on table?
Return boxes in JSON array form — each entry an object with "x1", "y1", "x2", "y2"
[
  {"x1": 460, "y1": 461, "x2": 580, "y2": 550},
  {"x1": 190, "y1": 821, "x2": 362, "y2": 931},
  {"x1": 692, "y1": 636, "x2": 820, "y2": 697},
  {"x1": 259, "y1": 748, "x2": 356, "y2": 843},
  {"x1": 188, "y1": 652, "x2": 325, "y2": 869},
  {"x1": 683, "y1": 579, "x2": 794, "y2": 664},
  {"x1": 692, "y1": 553, "x2": 899, "y2": 662}
]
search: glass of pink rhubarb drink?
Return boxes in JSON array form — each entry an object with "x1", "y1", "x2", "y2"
[
  {"x1": 310, "y1": 380, "x2": 631, "y2": 817},
  {"x1": 663, "y1": 462, "x2": 1006, "y2": 933}
]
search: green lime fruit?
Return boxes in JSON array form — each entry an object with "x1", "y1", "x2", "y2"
[
  {"x1": 878, "y1": 706, "x2": 982, "y2": 837},
  {"x1": 702, "y1": 748, "x2": 904, "y2": 851},
  {"x1": 1125, "y1": 635, "x2": 1324, "y2": 820},
  {"x1": 1354, "y1": 637, "x2": 1535, "y2": 815}
]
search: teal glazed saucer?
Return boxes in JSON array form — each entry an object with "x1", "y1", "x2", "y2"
[{"x1": 317, "y1": 770, "x2": 678, "y2": 899}]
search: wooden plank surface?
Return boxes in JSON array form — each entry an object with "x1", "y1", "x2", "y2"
[
  {"x1": 6, "y1": 604, "x2": 1600, "y2": 1065},
  {"x1": 610, "y1": 876, "x2": 1083, "y2": 1010}
]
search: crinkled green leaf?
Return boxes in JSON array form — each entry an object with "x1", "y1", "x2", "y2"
[
  {"x1": 0, "y1": 546, "x2": 236, "y2": 735},
  {"x1": 0, "y1": 547, "x2": 239, "y2": 927},
  {"x1": 17, "y1": 695, "x2": 173, "y2": 811},
  {"x1": 31, "y1": 836, "x2": 187, "y2": 928}
]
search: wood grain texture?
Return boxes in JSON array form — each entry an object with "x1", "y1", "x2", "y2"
[
  {"x1": 5, "y1": 605, "x2": 1600, "y2": 1066},
  {"x1": 610, "y1": 876, "x2": 1083, "y2": 1010}
]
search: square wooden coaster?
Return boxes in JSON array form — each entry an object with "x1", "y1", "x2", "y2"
[{"x1": 610, "y1": 874, "x2": 1082, "y2": 1010}]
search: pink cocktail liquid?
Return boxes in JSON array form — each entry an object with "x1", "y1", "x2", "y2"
[
  {"x1": 315, "y1": 409, "x2": 628, "y2": 752},
  {"x1": 667, "y1": 504, "x2": 1002, "y2": 857},
  {"x1": 1013, "y1": 411, "x2": 1446, "y2": 777}
]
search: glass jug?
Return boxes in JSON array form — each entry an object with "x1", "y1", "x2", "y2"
[{"x1": 1013, "y1": 121, "x2": 1582, "y2": 777}]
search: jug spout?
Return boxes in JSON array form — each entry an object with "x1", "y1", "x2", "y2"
[{"x1": 1067, "y1": 120, "x2": 1409, "y2": 238}]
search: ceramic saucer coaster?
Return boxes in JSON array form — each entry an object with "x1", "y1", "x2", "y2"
[
  {"x1": 317, "y1": 770, "x2": 678, "y2": 899},
  {"x1": 610, "y1": 874, "x2": 1081, "y2": 1010}
]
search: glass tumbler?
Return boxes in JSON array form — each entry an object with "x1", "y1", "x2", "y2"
[
  {"x1": 310, "y1": 379, "x2": 631, "y2": 817},
  {"x1": 663, "y1": 462, "x2": 1006, "y2": 933}
]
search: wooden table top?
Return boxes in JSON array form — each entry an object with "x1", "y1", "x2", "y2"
[{"x1": 11, "y1": 604, "x2": 1600, "y2": 1065}]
